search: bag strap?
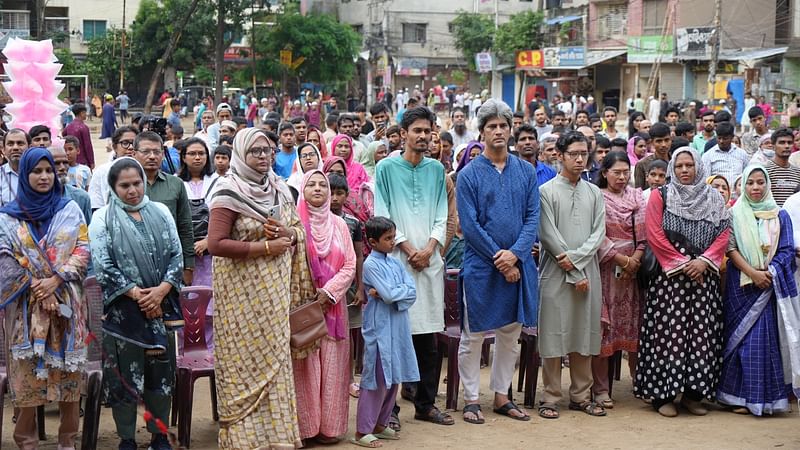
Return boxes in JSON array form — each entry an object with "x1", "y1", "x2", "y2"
[{"x1": 632, "y1": 185, "x2": 667, "y2": 247}]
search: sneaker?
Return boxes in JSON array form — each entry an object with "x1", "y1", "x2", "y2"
[
  {"x1": 118, "y1": 439, "x2": 137, "y2": 450},
  {"x1": 149, "y1": 434, "x2": 172, "y2": 450}
]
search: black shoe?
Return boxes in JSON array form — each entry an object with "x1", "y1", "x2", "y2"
[
  {"x1": 400, "y1": 384, "x2": 417, "y2": 402},
  {"x1": 149, "y1": 434, "x2": 172, "y2": 450},
  {"x1": 119, "y1": 439, "x2": 137, "y2": 450}
]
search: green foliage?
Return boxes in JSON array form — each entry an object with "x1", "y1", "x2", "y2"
[
  {"x1": 130, "y1": 0, "x2": 214, "y2": 70},
  {"x1": 450, "y1": 69, "x2": 466, "y2": 86},
  {"x1": 193, "y1": 66, "x2": 214, "y2": 85},
  {"x1": 253, "y1": 12, "x2": 361, "y2": 84},
  {"x1": 54, "y1": 49, "x2": 82, "y2": 76},
  {"x1": 82, "y1": 28, "x2": 140, "y2": 89},
  {"x1": 494, "y1": 10, "x2": 545, "y2": 61},
  {"x1": 450, "y1": 11, "x2": 495, "y2": 70}
]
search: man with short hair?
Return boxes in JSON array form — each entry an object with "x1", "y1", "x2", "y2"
[
  {"x1": 290, "y1": 117, "x2": 308, "y2": 145},
  {"x1": 741, "y1": 92, "x2": 756, "y2": 132},
  {"x1": 664, "y1": 107, "x2": 680, "y2": 127},
  {"x1": 539, "y1": 136, "x2": 559, "y2": 170},
  {"x1": 538, "y1": 131, "x2": 606, "y2": 419},
  {"x1": 386, "y1": 125, "x2": 402, "y2": 154},
  {"x1": 634, "y1": 122, "x2": 672, "y2": 189},
  {"x1": 355, "y1": 104, "x2": 374, "y2": 136},
  {"x1": 117, "y1": 90, "x2": 130, "y2": 123},
  {"x1": 48, "y1": 145, "x2": 91, "y2": 224},
  {"x1": 533, "y1": 108, "x2": 553, "y2": 138},
  {"x1": 29, "y1": 124, "x2": 52, "y2": 148},
  {"x1": 675, "y1": 121, "x2": 696, "y2": 142},
  {"x1": 63, "y1": 103, "x2": 95, "y2": 169},
  {"x1": 551, "y1": 110, "x2": 567, "y2": 130},
  {"x1": 363, "y1": 102, "x2": 391, "y2": 146},
  {"x1": 457, "y1": 99, "x2": 539, "y2": 423},
  {"x1": 765, "y1": 127, "x2": 800, "y2": 206},
  {"x1": 589, "y1": 116, "x2": 603, "y2": 134},
  {"x1": 374, "y1": 106, "x2": 453, "y2": 426},
  {"x1": 0, "y1": 129, "x2": 30, "y2": 206},
  {"x1": 132, "y1": 130, "x2": 195, "y2": 284},
  {"x1": 207, "y1": 103, "x2": 233, "y2": 153},
  {"x1": 703, "y1": 110, "x2": 733, "y2": 153},
  {"x1": 167, "y1": 100, "x2": 182, "y2": 129},
  {"x1": 633, "y1": 93, "x2": 645, "y2": 113},
  {"x1": 600, "y1": 107, "x2": 624, "y2": 140},
  {"x1": 274, "y1": 122, "x2": 296, "y2": 179},
  {"x1": 575, "y1": 110, "x2": 590, "y2": 128},
  {"x1": 741, "y1": 106, "x2": 770, "y2": 157},
  {"x1": 448, "y1": 107, "x2": 476, "y2": 148},
  {"x1": 692, "y1": 110, "x2": 716, "y2": 154},
  {"x1": 517, "y1": 123, "x2": 555, "y2": 185},
  {"x1": 323, "y1": 113, "x2": 338, "y2": 142},
  {"x1": 88, "y1": 126, "x2": 138, "y2": 209},
  {"x1": 701, "y1": 122, "x2": 749, "y2": 185}
]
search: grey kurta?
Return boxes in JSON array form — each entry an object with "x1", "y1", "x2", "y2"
[{"x1": 538, "y1": 175, "x2": 606, "y2": 358}]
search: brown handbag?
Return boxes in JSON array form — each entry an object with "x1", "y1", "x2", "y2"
[{"x1": 289, "y1": 299, "x2": 328, "y2": 350}]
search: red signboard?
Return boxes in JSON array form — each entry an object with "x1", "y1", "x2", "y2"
[{"x1": 515, "y1": 50, "x2": 544, "y2": 70}]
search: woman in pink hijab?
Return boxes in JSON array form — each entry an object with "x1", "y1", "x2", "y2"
[{"x1": 329, "y1": 134, "x2": 373, "y2": 222}]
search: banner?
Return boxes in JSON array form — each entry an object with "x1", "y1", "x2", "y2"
[
  {"x1": 627, "y1": 36, "x2": 674, "y2": 63},
  {"x1": 516, "y1": 50, "x2": 543, "y2": 70},
  {"x1": 475, "y1": 52, "x2": 493, "y2": 73},
  {"x1": 543, "y1": 47, "x2": 559, "y2": 67},
  {"x1": 676, "y1": 27, "x2": 714, "y2": 57},
  {"x1": 559, "y1": 46, "x2": 585, "y2": 66},
  {"x1": 396, "y1": 58, "x2": 428, "y2": 76}
]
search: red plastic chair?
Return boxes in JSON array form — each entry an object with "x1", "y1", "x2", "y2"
[
  {"x1": 81, "y1": 275, "x2": 105, "y2": 450},
  {"x1": 0, "y1": 311, "x2": 7, "y2": 444},
  {"x1": 175, "y1": 286, "x2": 218, "y2": 448},
  {"x1": 435, "y1": 269, "x2": 494, "y2": 411}
]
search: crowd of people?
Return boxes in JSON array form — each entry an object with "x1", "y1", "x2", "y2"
[{"x1": 0, "y1": 86, "x2": 798, "y2": 450}]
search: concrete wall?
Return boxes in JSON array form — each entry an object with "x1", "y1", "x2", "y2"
[
  {"x1": 45, "y1": 0, "x2": 141, "y2": 56},
  {"x1": 676, "y1": 0, "x2": 776, "y2": 49}
]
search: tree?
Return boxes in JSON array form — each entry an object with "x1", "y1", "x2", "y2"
[
  {"x1": 82, "y1": 28, "x2": 142, "y2": 89},
  {"x1": 54, "y1": 49, "x2": 82, "y2": 76},
  {"x1": 214, "y1": 0, "x2": 251, "y2": 104},
  {"x1": 493, "y1": 11, "x2": 545, "y2": 61},
  {"x1": 450, "y1": 11, "x2": 495, "y2": 70},
  {"x1": 253, "y1": 12, "x2": 361, "y2": 87}
]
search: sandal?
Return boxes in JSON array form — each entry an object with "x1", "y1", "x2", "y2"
[
  {"x1": 731, "y1": 407, "x2": 750, "y2": 415},
  {"x1": 350, "y1": 434, "x2": 382, "y2": 448},
  {"x1": 680, "y1": 398, "x2": 708, "y2": 416},
  {"x1": 538, "y1": 403, "x2": 560, "y2": 419},
  {"x1": 493, "y1": 401, "x2": 530, "y2": 421},
  {"x1": 594, "y1": 395, "x2": 614, "y2": 409},
  {"x1": 569, "y1": 400, "x2": 607, "y2": 417},
  {"x1": 387, "y1": 411, "x2": 401, "y2": 431},
  {"x1": 373, "y1": 427, "x2": 399, "y2": 440},
  {"x1": 413, "y1": 407, "x2": 455, "y2": 425},
  {"x1": 349, "y1": 383, "x2": 360, "y2": 398},
  {"x1": 657, "y1": 402, "x2": 678, "y2": 417},
  {"x1": 462, "y1": 403, "x2": 485, "y2": 424}
]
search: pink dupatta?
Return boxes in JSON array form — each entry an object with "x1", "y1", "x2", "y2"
[{"x1": 330, "y1": 134, "x2": 371, "y2": 191}]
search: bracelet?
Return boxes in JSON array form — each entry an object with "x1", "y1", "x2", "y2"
[
  {"x1": 265, "y1": 240, "x2": 271, "y2": 256},
  {"x1": 621, "y1": 256, "x2": 631, "y2": 269}
]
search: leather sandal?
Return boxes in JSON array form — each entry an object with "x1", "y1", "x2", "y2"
[
  {"x1": 657, "y1": 402, "x2": 678, "y2": 417},
  {"x1": 680, "y1": 398, "x2": 708, "y2": 416}
]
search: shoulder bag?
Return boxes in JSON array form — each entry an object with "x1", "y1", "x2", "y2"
[
  {"x1": 289, "y1": 299, "x2": 328, "y2": 350},
  {"x1": 635, "y1": 186, "x2": 667, "y2": 289}
]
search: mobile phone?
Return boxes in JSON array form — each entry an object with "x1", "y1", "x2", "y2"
[
  {"x1": 614, "y1": 266, "x2": 623, "y2": 279},
  {"x1": 267, "y1": 204, "x2": 281, "y2": 219}
]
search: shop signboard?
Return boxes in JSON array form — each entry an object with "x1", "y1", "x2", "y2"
[
  {"x1": 515, "y1": 50, "x2": 544, "y2": 70},
  {"x1": 627, "y1": 36, "x2": 674, "y2": 63}
]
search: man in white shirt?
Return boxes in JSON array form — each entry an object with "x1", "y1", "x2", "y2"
[
  {"x1": 206, "y1": 103, "x2": 233, "y2": 154},
  {"x1": 701, "y1": 122, "x2": 749, "y2": 186},
  {"x1": 0, "y1": 129, "x2": 29, "y2": 206},
  {"x1": 449, "y1": 107, "x2": 477, "y2": 147}
]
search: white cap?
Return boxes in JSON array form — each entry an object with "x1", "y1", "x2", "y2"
[
  {"x1": 587, "y1": 96, "x2": 594, "y2": 101},
  {"x1": 294, "y1": 100, "x2": 301, "y2": 105},
  {"x1": 703, "y1": 100, "x2": 709, "y2": 105},
  {"x1": 689, "y1": 101, "x2": 696, "y2": 106},
  {"x1": 215, "y1": 102, "x2": 231, "y2": 113},
  {"x1": 720, "y1": 99, "x2": 726, "y2": 104}
]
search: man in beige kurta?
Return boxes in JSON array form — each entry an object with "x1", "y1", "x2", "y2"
[{"x1": 537, "y1": 131, "x2": 606, "y2": 417}]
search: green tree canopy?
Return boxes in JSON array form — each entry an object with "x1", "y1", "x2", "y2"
[
  {"x1": 494, "y1": 10, "x2": 545, "y2": 61},
  {"x1": 130, "y1": 0, "x2": 214, "y2": 70},
  {"x1": 82, "y1": 28, "x2": 142, "y2": 89},
  {"x1": 450, "y1": 11, "x2": 495, "y2": 70}
]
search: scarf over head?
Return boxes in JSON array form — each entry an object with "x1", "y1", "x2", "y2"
[
  {"x1": 730, "y1": 164, "x2": 780, "y2": 286},
  {"x1": 665, "y1": 146, "x2": 729, "y2": 226},
  {"x1": 457, "y1": 141, "x2": 484, "y2": 173},
  {"x1": 626, "y1": 135, "x2": 647, "y2": 166},
  {"x1": 287, "y1": 142, "x2": 323, "y2": 193},
  {"x1": 0, "y1": 147, "x2": 70, "y2": 241},
  {"x1": 307, "y1": 127, "x2": 328, "y2": 159},
  {"x1": 357, "y1": 140, "x2": 384, "y2": 178},
  {"x1": 322, "y1": 155, "x2": 347, "y2": 177},
  {"x1": 330, "y1": 134, "x2": 370, "y2": 191},
  {"x1": 296, "y1": 169, "x2": 347, "y2": 340},
  {"x1": 209, "y1": 127, "x2": 290, "y2": 221}
]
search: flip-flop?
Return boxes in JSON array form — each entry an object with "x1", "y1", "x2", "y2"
[
  {"x1": 462, "y1": 403, "x2": 485, "y2": 424},
  {"x1": 493, "y1": 401, "x2": 530, "y2": 421},
  {"x1": 350, "y1": 434, "x2": 382, "y2": 448},
  {"x1": 373, "y1": 427, "x2": 400, "y2": 440}
]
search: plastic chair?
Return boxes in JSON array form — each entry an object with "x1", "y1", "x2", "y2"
[
  {"x1": 607, "y1": 350, "x2": 623, "y2": 396},
  {"x1": 516, "y1": 327, "x2": 540, "y2": 408},
  {"x1": 0, "y1": 312, "x2": 8, "y2": 444},
  {"x1": 81, "y1": 275, "x2": 105, "y2": 450},
  {"x1": 175, "y1": 286, "x2": 218, "y2": 448},
  {"x1": 435, "y1": 269, "x2": 494, "y2": 411}
]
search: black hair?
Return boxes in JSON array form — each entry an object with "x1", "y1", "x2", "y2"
[
  {"x1": 266, "y1": 111, "x2": 282, "y2": 122},
  {"x1": 596, "y1": 151, "x2": 631, "y2": 189},
  {"x1": 552, "y1": 109, "x2": 566, "y2": 118},
  {"x1": 215, "y1": 144, "x2": 232, "y2": 159},
  {"x1": 71, "y1": 103, "x2": 87, "y2": 115},
  {"x1": 325, "y1": 114, "x2": 338, "y2": 126},
  {"x1": 278, "y1": 122, "x2": 295, "y2": 135},
  {"x1": 700, "y1": 109, "x2": 716, "y2": 118},
  {"x1": 555, "y1": 130, "x2": 589, "y2": 153},
  {"x1": 665, "y1": 107, "x2": 681, "y2": 117},
  {"x1": 354, "y1": 104, "x2": 367, "y2": 113},
  {"x1": 369, "y1": 102, "x2": 389, "y2": 117},
  {"x1": 451, "y1": 106, "x2": 466, "y2": 117},
  {"x1": 627, "y1": 111, "x2": 645, "y2": 135},
  {"x1": 635, "y1": 132, "x2": 651, "y2": 142},
  {"x1": 602, "y1": 106, "x2": 617, "y2": 114},
  {"x1": 170, "y1": 124, "x2": 185, "y2": 137},
  {"x1": 386, "y1": 125, "x2": 401, "y2": 137},
  {"x1": 513, "y1": 111, "x2": 525, "y2": 120},
  {"x1": 263, "y1": 130, "x2": 279, "y2": 146},
  {"x1": 649, "y1": 122, "x2": 670, "y2": 139},
  {"x1": 327, "y1": 172, "x2": 349, "y2": 193},
  {"x1": 263, "y1": 119, "x2": 280, "y2": 131},
  {"x1": 29, "y1": 125, "x2": 51, "y2": 139},
  {"x1": 178, "y1": 137, "x2": 213, "y2": 181},
  {"x1": 108, "y1": 158, "x2": 144, "y2": 189},
  {"x1": 595, "y1": 136, "x2": 611, "y2": 149},
  {"x1": 670, "y1": 137, "x2": 690, "y2": 153},
  {"x1": 514, "y1": 123, "x2": 537, "y2": 143},
  {"x1": 134, "y1": 130, "x2": 163, "y2": 149},
  {"x1": 219, "y1": 135, "x2": 234, "y2": 146},
  {"x1": 112, "y1": 126, "x2": 137, "y2": 145},
  {"x1": 610, "y1": 137, "x2": 628, "y2": 148},
  {"x1": 675, "y1": 121, "x2": 695, "y2": 137},
  {"x1": 439, "y1": 130, "x2": 453, "y2": 145},
  {"x1": 290, "y1": 117, "x2": 307, "y2": 126},
  {"x1": 714, "y1": 110, "x2": 732, "y2": 124},
  {"x1": 337, "y1": 114, "x2": 355, "y2": 129},
  {"x1": 365, "y1": 216, "x2": 396, "y2": 242},
  {"x1": 6, "y1": 128, "x2": 31, "y2": 145},
  {"x1": 771, "y1": 127, "x2": 794, "y2": 145},
  {"x1": 589, "y1": 113, "x2": 602, "y2": 121},
  {"x1": 715, "y1": 122, "x2": 735, "y2": 137},
  {"x1": 64, "y1": 135, "x2": 80, "y2": 148},
  {"x1": 647, "y1": 159, "x2": 668, "y2": 173},
  {"x1": 748, "y1": 106, "x2": 765, "y2": 119},
  {"x1": 576, "y1": 109, "x2": 589, "y2": 118},
  {"x1": 232, "y1": 117, "x2": 246, "y2": 127},
  {"x1": 401, "y1": 106, "x2": 436, "y2": 131}
]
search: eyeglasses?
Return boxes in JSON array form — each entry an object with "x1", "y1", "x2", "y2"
[
  {"x1": 299, "y1": 152, "x2": 317, "y2": 160},
  {"x1": 247, "y1": 146, "x2": 274, "y2": 157},
  {"x1": 136, "y1": 148, "x2": 163, "y2": 156},
  {"x1": 185, "y1": 151, "x2": 206, "y2": 158},
  {"x1": 564, "y1": 151, "x2": 589, "y2": 159},
  {"x1": 119, "y1": 140, "x2": 134, "y2": 148}
]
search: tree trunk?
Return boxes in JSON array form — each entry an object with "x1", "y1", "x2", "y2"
[
  {"x1": 143, "y1": 0, "x2": 202, "y2": 114},
  {"x1": 214, "y1": 0, "x2": 225, "y2": 105}
]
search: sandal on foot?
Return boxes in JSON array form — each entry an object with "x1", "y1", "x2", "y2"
[
  {"x1": 569, "y1": 400, "x2": 607, "y2": 417},
  {"x1": 594, "y1": 395, "x2": 614, "y2": 409},
  {"x1": 493, "y1": 401, "x2": 530, "y2": 421},
  {"x1": 387, "y1": 412, "x2": 401, "y2": 431},
  {"x1": 350, "y1": 434, "x2": 382, "y2": 448},
  {"x1": 680, "y1": 398, "x2": 708, "y2": 416},
  {"x1": 657, "y1": 402, "x2": 678, "y2": 417},
  {"x1": 414, "y1": 407, "x2": 455, "y2": 425},
  {"x1": 349, "y1": 383, "x2": 360, "y2": 398},
  {"x1": 538, "y1": 403, "x2": 559, "y2": 419},
  {"x1": 373, "y1": 428, "x2": 399, "y2": 440},
  {"x1": 462, "y1": 403, "x2": 485, "y2": 424},
  {"x1": 731, "y1": 407, "x2": 750, "y2": 415}
]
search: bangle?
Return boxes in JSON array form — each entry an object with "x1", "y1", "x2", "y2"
[
  {"x1": 265, "y1": 241, "x2": 271, "y2": 256},
  {"x1": 621, "y1": 256, "x2": 630, "y2": 269}
]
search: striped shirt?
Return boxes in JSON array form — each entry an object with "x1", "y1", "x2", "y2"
[
  {"x1": 764, "y1": 159, "x2": 800, "y2": 207},
  {"x1": 701, "y1": 144, "x2": 749, "y2": 186}
]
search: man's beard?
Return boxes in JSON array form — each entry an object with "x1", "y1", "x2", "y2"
[
  {"x1": 58, "y1": 175, "x2": 68, "y2": 187},
  {"x1": 455, "y1": 124, "x2": 466, "y2": 134}
]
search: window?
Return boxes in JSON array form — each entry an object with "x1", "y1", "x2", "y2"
[
  {"x1": 351, "y1": 24, "x2": 363, "y2": 35},
  {"x1": 82, "y1": 19, "x2": 107, "y2": 40},
  {"x1": 596, "y1": 2, "x2": 627, "y2": 40},
  {"x1": 45, "y1": 17, "x2": 69, "y2": 33},
  {"x1": 448, "y1": 22, "x2": 455, "y2": 33},
  {"x1": 402, "y1": 23, "x2": 426, "y2": 43},
  {"x1": 0, "y1": 10, "x2": 30, "y2": 31},
  {"x1": 643, "y1": 0, "x2": 667, "y2": 35}
]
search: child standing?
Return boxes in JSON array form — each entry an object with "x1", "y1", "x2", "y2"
[
  {"x1": 353, "y1": 216, "x2": 418, "y2": 448},
  {"x1": 64, "y1": 135, "x2": 92, "y2": 190},
  {"x1": 213, "y1": 144, "x2": 232, "y2": 176},
  {"x1": 642, "y1": 159, "x2": 667, "y2": 202}
]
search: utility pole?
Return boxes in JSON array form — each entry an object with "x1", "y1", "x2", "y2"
[
  {"x1": 120, "y1": 0, "x2": 127, "y2": 92},
  {"x1": 708, "y1": 0, "x2": 722, "y2": 104},
  {"x1": 251, "y1": 0, "x2": 257, "y2": 94}
]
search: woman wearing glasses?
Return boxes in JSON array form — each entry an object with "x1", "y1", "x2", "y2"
[
  {"x1": 287, "y1": 142, "x2": 323, "y2": 203},
  {"x1": 88, "y1": 126, "x2": 138, "y2": 210},
  {"x1": 207, "y1": 128, "x2": 316, "y2": 449}
]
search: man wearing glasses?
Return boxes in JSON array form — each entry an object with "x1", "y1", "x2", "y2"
[
  {"x1": 133, "y1": 130, "x2": 195, "y2": 285},
  {"x1": 537, "y1": 131, "x2": 607, "y2": 419},
  {"x1": 89, "y1": 126, "x2": 138, "y2": 210}
]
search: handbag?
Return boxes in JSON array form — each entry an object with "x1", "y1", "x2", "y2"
[
  {"x1": 635, "y1": 186, "x2": 667, "y2": 289},
  {"x1": 289, "y1": 299, "x2": 328, "y2": 350}
]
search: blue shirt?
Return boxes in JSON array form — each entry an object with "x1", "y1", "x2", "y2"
[
  {"x1": 273, "y1": 147, "x2": 296, "y2": 180},
  {"x1": 536, "y1": 161, "x2": 556, "y2": 186},
  {"x1": 168, "y1": 112, "x2": 181, "y2": 130},
  {"x1": 160, "y1": 147, "x2": 181, "y2": 174}
]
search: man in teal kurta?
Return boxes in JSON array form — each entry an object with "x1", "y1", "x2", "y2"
[{"x1": 374, "y1": 106, "x2": 452, "y2": 425}]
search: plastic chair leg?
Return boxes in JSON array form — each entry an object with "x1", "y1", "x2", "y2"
[
  {"x1": 517, "y1": 339, "x2": 527, "y2": 393},
  {"x1": 81, "y1": 371, "x2": 103, "y2": 450},
  {"x1": 177, "y1": 370, "x2": 195, "y2": 448},
  {"x1": 523, "y1": 346, "x2": 540, "y2": 409},
  {"x1": 480, "y1": 340, "x2": 491, "y2": 367},
  {"x1": 0, "y1": 376, "x2": 6, "y2": 447},
  {"x1": 445, "y1": 338, "x2": 460, "y2": 411},
  {"x1": 209, "y1": 374, "x2": 219, "y2": 422},
  {"x1": 37, "y1": 405, "x2": 45, "y2": 440},
  {"x1": 170, "y1": 383, "x2": 179, "y2": 426}
]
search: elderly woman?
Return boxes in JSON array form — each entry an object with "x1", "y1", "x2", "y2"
[
  {"x1": 635, "y1": 147, "x2": 730, "y2": 418},
  {"x1": 294, "y1": 169, "x2": 356, "y2": 445},
  {"x1": 89, "y1": 157, "x2": 184, "y2": 450},
  {"x1": 287, "y1": 142, "x2": 323, "y2": 202},
  {"x1": 0, "y1": 148, "x2": 90, "y2": 450},
  {"x1": 719, "y1": 165, "x2": 800, "y2": 416},
  {"x1": 207, "y1": 128, "x2": 314, "y2": 449}
]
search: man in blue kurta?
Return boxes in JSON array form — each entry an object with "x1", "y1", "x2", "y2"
[
  {"x1": 456, "y1": 99, "x2": 539, "y2": 423},
  {"x1": 374, "y1": 106, "x2": 452, "y2": 425}
]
